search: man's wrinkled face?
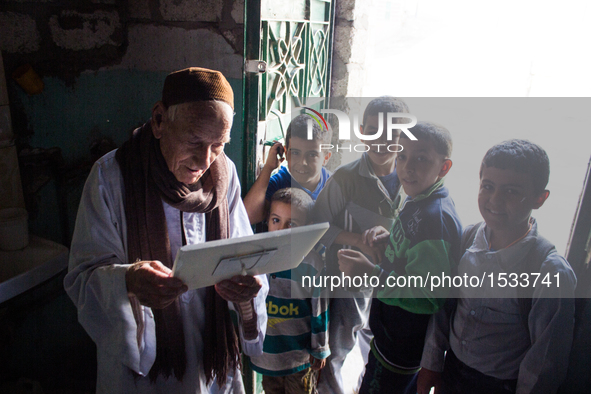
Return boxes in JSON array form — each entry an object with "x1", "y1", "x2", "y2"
[{"x1": 152, "y1": 101, "x2": 233, "y2": 184}]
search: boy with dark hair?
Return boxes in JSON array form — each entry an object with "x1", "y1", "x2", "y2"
[
  {"x1": 339, "y1": 121, "x2": 462, "y2": 394},
  {"x1": 417, "y1": 139, "x2": 576, "y2": 394},
  {"x1": 249, "y1": 188, "x2": 330, "y2": 394},
  {"x1": 244, "y1": 114, "x2": 332, "y2": 224},
  {"x1": 313, "y1": 97, "x2": 413, "y2": 394}
]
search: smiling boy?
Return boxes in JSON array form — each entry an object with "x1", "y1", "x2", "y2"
[
  {"x1": 417, "y1": 140, "x2": 576, "y2": 394},
  {"x1": 337, "y1": 121, "x2": 463, "y2": 394},
  {"x1": 244, "y1": 115, "x2": 332, "y2": 224},
  {"x1": 478, "y1": 165, "x2": 543, "y2": 249}
]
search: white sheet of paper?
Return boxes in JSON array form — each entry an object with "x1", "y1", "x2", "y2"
[
  {"x1": 213, "y1": 249, "x2": 277, "y2": 277},
  {"x1": 172, "y1": 222, "x2": 329, "y2": 289}
]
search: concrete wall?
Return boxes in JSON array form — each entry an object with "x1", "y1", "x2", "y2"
[
  {"x1": 0, "y1": 0, "x2": 246, "y2": 245},
  {"x1": 326, "y1": 0, "x2": 371, "y2": 169},
  {"x1": 330, "y1": 0, "x2": 370, "y2": 98}
]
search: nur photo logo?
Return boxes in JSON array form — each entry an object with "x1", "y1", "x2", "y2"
[{"x1": 298, "y1": 105, "x2": 418, "y2": 153}]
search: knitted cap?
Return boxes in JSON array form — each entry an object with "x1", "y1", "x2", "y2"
[{"x1": 161, "y1": 67, "x2": 234, "y2": 110}]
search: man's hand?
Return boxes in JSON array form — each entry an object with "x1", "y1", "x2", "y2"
[
  {"x1": 338, "y1": 249, "x2": 375, "y2": 277},
  {"x1": 417, "y1": 367, "x2": 442, "y2": 394},
  {"x1": 125, "y1": 260, "x2": 188, "y2": 309},
  {"x1": 215, "y1": 275, "x2": 263, "y2": 303},
  {"x1": 309, "y1": 355, "x2": 326, "y2": 371},
  {"x1": 263, "y1": 142, "x2": 285, "y2": 172}
]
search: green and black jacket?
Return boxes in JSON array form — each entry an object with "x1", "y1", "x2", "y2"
[{"x1": 369, "y1": 179, "x2": 462, "y2": 372}]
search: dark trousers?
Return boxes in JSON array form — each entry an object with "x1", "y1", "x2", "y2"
[
  {"x1": 358, "y1": 350, "x2": 417, "y2": 394},
  {"x1": 441, "y1": 350, "x2": 517, "y2": 394}
]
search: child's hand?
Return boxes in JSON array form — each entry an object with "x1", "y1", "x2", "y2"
[
  {"x1": 354, "y1": 236, "x2": 385, "y2": 265},
  {"x1": 263, "y1": 142, "x2": 285, "y2": 171},
  {"x1": 362, "y1": 226, "x2": 390, "y2": 247},
  {"x1": 309, "y1": 355, "x2": 326, "y2": 371},
  {"x1": 417, "y1": 367, "x2": 442, "y2": 394},
  {"x1": 338, "y1": 249, "x2": 375, "y2": 277}
]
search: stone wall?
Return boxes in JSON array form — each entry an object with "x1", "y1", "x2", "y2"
[
  {"x1": 330, "y1": 0, "x2": 370, "y2": 98},
  {"x1": 325, "y1": 0, "x2": 371, "y2": 169},
  {"x1": 0, "y1": 0, "x2": 244, "y2": 82}
]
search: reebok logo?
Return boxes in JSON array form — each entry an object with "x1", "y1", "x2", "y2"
[{"x1": 266, "y1": 301, "x2": 299, "y2": 316}]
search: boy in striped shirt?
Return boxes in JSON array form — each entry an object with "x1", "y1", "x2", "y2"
[{"x1": 249, "y1": 188, "x2": 330, "y2": 393}]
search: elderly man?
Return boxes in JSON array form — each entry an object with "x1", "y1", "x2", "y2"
[{"x1": 65, "y1": 68, "x2": 268, "y2": 393}]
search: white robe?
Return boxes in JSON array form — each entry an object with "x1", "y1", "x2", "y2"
[{"x1": 64, "y1": 149, "x2": 268, "y2": 394}]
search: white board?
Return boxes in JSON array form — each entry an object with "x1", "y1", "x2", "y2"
[{"x1": 172, "y1": 222, "x2": 329, "y2": 289}]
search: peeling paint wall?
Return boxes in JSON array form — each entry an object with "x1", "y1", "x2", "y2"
[
  {"x1": 48, "y1": 10, "x2": 123, "y2": 51},
  {"x1": 0, "y1": 0, "x2": 246, "y2": 248},
  {"x1": 1, "y1": 0, "x2": 246, "y2": 158}
]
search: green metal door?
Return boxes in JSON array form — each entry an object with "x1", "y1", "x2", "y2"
[
  {"x1": 242, "y1": 0, "x2": 335, "y2": 192},
  {"x1": 241, "y1": 1, "x2": 335, "y2": 392}
]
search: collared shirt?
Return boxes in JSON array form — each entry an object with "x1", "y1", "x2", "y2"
[
  {"x1": 65, "y1": 149, "x2": 269, "y2": 394},
  {"x1": 421, "y1": 220, "x2": 576, "y2": 394}
]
